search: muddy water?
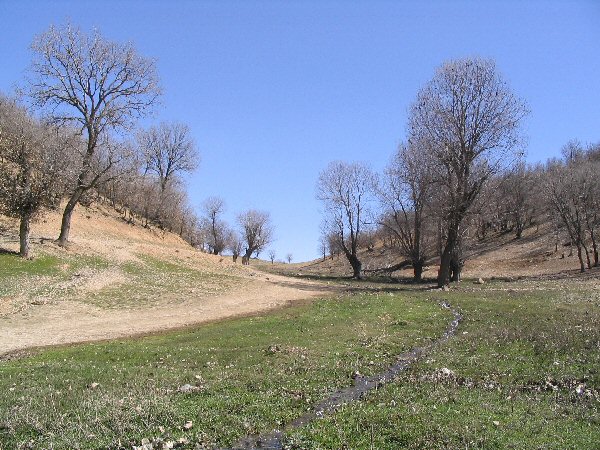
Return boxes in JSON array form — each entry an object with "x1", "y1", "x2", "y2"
[{"x1": 228, "y1": 301, "x2": 462, "y2": 450}]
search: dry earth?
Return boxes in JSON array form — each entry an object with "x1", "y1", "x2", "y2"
[
  {"x1": 291, "y1": 223, "x2": 585, "y2": 279},
  {"x1": 0, "y1": 203, "x2": 331, "y2": 357}
]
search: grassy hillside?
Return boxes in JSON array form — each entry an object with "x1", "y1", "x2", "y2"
[{"x1": 0, "y1": 203, "x2": 244, "y2": 316}]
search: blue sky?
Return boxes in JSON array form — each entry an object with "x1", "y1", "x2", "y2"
[{"x1": 1, "y1": 1, "x2": 598, "y2": 262}]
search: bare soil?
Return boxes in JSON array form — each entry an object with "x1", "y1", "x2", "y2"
[{"x1": 0, "y1": 203, "x2": 331, "y2": 356}]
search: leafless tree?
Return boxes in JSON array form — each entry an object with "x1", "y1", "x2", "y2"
[
  {"x1": 268, "y1": 249, "x2": 276, "y2": 264},
  {"x1": 24, "y1": 23, "x2": 161, "y2": 246},
  {"x1": 237, "y1": 209, "x2": 274, "y2": 262},
  {"x1": 0, "y1": 96, "x2": 70, "y2": 257},
  {"x1": 317, "y1": 161, "x2": 376, "y2": 279},
  {"x1": 286, "y1": 253, "x2": 293, "y2": 264},
  {"x1": 229, "y1": 233, "x2": 243, "y2": 263},
  {"x1": 378, "y1": 141, "x2": 434, "y2": 280},
  {"x1": 201, "y1": 196, "x2": 231, "y2": 255},
  {"x1": 545, "y1": 162, "x2": 592, "y2": 272},
  {"x1": 139, "y1": 122, "x2": 199, "y2": 192},
  {"x1": 545, "y1": 143, "x2": 600, "y2": 270},
  {"x1": 409, "y1": 58, "x2": 528, "y2": 286},
  {"x1": 318, "y1": 235, "x2": 328, "y2": 261}
]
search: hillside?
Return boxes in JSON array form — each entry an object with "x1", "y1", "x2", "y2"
[
  {"x1": 0, "y1": 203, "x2": 326, "y2": 356},
  {"x1": 273, "y1": 223, "x2": 587, "y2": 280}
]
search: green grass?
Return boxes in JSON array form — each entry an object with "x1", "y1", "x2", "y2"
[
  {"x1": 0, "y1": 253, "x2": 61, "y2": 278},
  {"x1": 0, "y1": 290, "x2": 447, "y2": 449},
  {"x1": 286, "y1": 281, "x2": 600, "y2": 449},
  {"x1": 1, "y1": 277, "x2": 598, "y2": 449}
]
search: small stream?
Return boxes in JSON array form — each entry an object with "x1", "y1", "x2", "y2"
[{"x1": 228, "y1": 301, "x2": 462, "y2": 450}]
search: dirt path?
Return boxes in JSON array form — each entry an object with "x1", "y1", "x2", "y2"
[{"x1": 0, "y1": 272, "x2": 331, "y2": 357}]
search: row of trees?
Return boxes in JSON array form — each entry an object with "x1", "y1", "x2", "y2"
[
  {"x1": 318, "y1": 58, "x2": 599, "y2": 286},
  {"x1": 1, "y1": 23, "x2": 276, "y2": 261}
]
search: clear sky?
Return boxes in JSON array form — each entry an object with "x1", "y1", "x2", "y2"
[{"x1": 1, "y1": 1, "x2": 598, "y2": 262}]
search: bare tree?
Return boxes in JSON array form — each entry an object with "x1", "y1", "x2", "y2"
[
  {"x1": 0, "y1": 96, "x2": 70, "y2": 257},
  {"x1": 379, "y1": 141, "x2": 433, "y2": 281},
  {"x1": 268, "y1": 249, "x2": 276, "y2": 264},
  {"x1": 317, "y1": 161, "x2": 376, "y2": 279},
  {"x1": 24, "y1": 23, "x2": 161, "y2": 246},
  {"x1": 229, "y1": 234, "x2": 243, "y2": 263},
  {"x1": 201, "y1": 196, "x2": 230, "y2": 255},
  {"x1": 409, "y1": 58, "x2": 528, "y2": 286},
  {"x1": 318, "y1": 235, "x2": 328, "y2": 261},
  {"x1": 237, "y1": 209, "x2": 274, "y2": 263},
  {"x1": 545, "y1": 145, "x2": 600, "y2": 271},
  {"x1": 545, "y1": 162, "x2": 591, "y2": 272},
  {"x1": 286, "y1": 253, "x2": 293, "y2": 264},
  {"x1": 139, "y1": 122, "x2": 199, "y2": 192}
]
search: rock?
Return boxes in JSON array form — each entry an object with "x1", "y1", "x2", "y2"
[
  {"x1": 178, "y1": 384, "x2": 200, "y2": 393},
  {"x1": 442, "y1": 285, "x2": 450, "y2": 292},
  {"x1": 267, "y1": 344, "x2": 281, "y2": 354},
  {"x1": 440, "y1": 367, "x2": 455, "y2": 377},
  {"x1": 89, "y1": 382, "x2": 100, "y2": 390},
  {"x1": 183, "y1": 420, "x2": 193, "y2": 430},
  {"x1": 476, "y1": 278, "x2": 485, "y2": 284}
]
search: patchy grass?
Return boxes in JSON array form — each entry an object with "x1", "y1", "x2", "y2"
[
  {"x1": 0, "y1": 252, "x2": 109, "y2": 312},
  {"x1": 286, "y1": 280, "x2": 600, "y2": 449},
  {"x1": 0, "y1": 250, "x2": 236, "y2": 312},
  {"x1": 86, "y1": 254, "x2": 237, "y2": 309},
  {"x1": 0, "y1": 291, "x2": 447, "y2": 449}
]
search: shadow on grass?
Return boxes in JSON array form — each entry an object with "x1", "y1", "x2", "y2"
[{"x1": 0, "y1": 247, "x2": 19, "y2": 256}]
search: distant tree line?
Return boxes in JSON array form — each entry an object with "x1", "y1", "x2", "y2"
[
  {"x1": 317, "y1": 57, "x2": 599, "y2": 286},
  {"x1": 0, "y1": 23, "x2": 274, "y2": 260}
]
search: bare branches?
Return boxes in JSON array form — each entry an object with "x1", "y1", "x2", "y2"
[
  {"x1": 24, "y1": 23, "x2": 161, "y2": 245},
  {"x1": 237, "y1": 209, "x2": 274, "y2": 261},
  {"x1": 408, "y1": 58, "x2": 528, "y2": 286},
  {"x1": 317, "y1": 161, "x2": 376, "y2": 279},
  {"x1": 139, "y1": 122, "x2": 199, "y2": 191}
]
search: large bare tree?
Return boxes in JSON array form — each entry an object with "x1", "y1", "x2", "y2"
[
  {"x1": 0, "y1": 96, "x2": 70, "y2": 257},
  {"x1": 25, "y1": 23, "x2": 161, "y2": 246},
  {"x1": 409, "y1": 58, "x2": 528, "y2": 286},
  {"x1": 237, "y1": 209, "x2": 274, "y2": 263},
  {"x1": 317, "y1": 161, "x2": 376, "y2": 279}
]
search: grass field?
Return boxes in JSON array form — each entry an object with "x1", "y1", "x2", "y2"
[{"x1": 0, "y1": 276, "x2": 598, "y2": 449}]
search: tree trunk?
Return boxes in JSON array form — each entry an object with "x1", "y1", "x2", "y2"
[
  {"x1": 589, "y1": 229, "x2": 599, "y2": 267},
  {"x1": 57, "y1": 191, "x2": 82, "y2": 247},
  {"x1": 348, "y1": 254, "x2": 362, "y2": 279},
  {"x1": 19, "y1": 215, "x2": 31, "y2": 258},
  {"x1": 437, "y1": 226, "x2": 458, "y2": 287},
  {"x1": 577, "y1": 244, "x2": 585, "y2": 273},
  {"x1": 413, "y1": 261, "x2": 423, "y2": 281}
]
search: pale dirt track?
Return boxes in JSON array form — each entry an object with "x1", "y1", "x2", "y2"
[{"x1": 0, "y1": 272, "x2": 330, "y2": 357}]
